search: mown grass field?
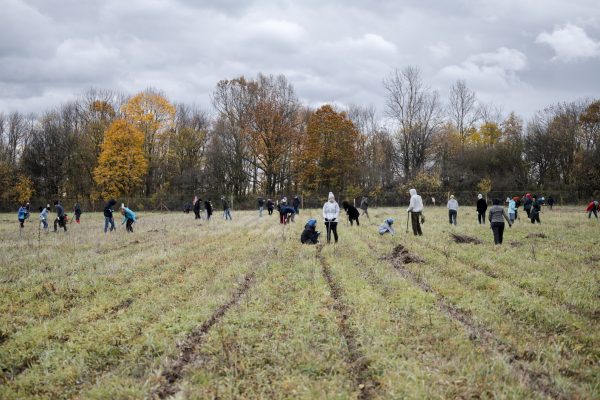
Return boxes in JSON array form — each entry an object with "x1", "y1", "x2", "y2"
[{"x1": 1, "y1": 206, "x2": 598, "y2": 399}]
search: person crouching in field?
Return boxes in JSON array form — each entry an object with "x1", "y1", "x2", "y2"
[
  {"x1": 39, "y1": 205, "x2": 49, "y2": 232},
  {"x1": 104, "y1": 199, "x2": 116, "y2": 233},
  {"x1": 447, "y1": 195, "x2": 458, "y2": 225},
  {"x1": 18, "y1": 204, "x2": 27, "y2": 228},
  {"x1": 586, "y1": 200, "x2": 599, "y2": 219},
  {"x1": 53, "y1": 201, "x2": 67, "y2": 232},
  {"x1": 342, "y1": 200, "x2": 360, "y2": 226},
  {"x1": 379, "y1": 218, "x2": 395, "y2": 235},
  {"x1": 301, "y1": 219, "x2": 320, "y2": 244},
  {"x1": 407, "y1": 188, "x2": 424, "y2": 236},
  {"x1": 323, "y1": 192, "x2": 340, "y2": 243},
  {"x1": 280, "y1": 205, "x2": 295, "y2": 224},
  {"x1": 476, "y1": 194, "x2": 487, "y2": 225},
  {"x1": 120, "y1": 204, "x2": 136, "y2": 233},
  {"x1": 530, "y1": 195, "x2": 541, "y2": 224},
  {"x1": 488, "y1": 198, "x2": 512, "y2": 245}
]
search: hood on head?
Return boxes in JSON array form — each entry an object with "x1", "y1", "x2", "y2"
[
  {"x1": 450, "y1": 195, "x2": 454, "y2": 199},
  {"x1": 108, "y1": 199, "x2": 116, "y2": 207},
  {"x1": 386, "y1": 218, "x2": 394, "y2": 225},
  {"x1": 409, "y1": 188, "x2": 417, "y2": 196},
  {"x1": 477, "y1": 194, "x2": 483, "y2": 199},
  {"x1": 306, "y1": 219, "x2": 317, "y2": 228},
  {"x1": 328, "y1": 192, "x2": 335, "y2": 201},
  {"x1": 120, "y1": 203, "x2": 126, "y2": 209},
  {"x1": 46, "y1": 204, "x2": 50, "y2": 208}
]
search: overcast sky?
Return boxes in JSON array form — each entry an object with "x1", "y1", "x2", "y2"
[{"x1": 1, "y1": 0, "x2": 599, "y2": 120}]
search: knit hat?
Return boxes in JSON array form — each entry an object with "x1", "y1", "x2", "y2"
[{"x1": 328, "y1": 192, "x2": 335, "y2": 201}]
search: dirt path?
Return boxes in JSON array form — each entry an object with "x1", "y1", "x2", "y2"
[
  {"x1": 317, "y1": 247, "x2": 379, "y2": 400},
  {"x1": 370, "y1": 242, "x2": 567, "y2": 400},
  {"x1": 153, "y1": 271, "x2": 256, "y2": 399}
]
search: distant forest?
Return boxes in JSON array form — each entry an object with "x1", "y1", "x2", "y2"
[{"x1": 1, "y1": 67, "x2": 599, "y2": 210}]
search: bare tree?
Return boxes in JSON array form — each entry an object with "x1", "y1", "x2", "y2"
[
  {"x1": 384, "y1": 66, "x2": 442, "y2": 178},
  {"x1": 448, "y1": 80, "x2": 478, "y2": 145}
]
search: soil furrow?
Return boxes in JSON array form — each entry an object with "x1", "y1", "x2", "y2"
[
  {"x1": 317, "y1": 247, "x2": 379, "y2": 400},
  {"x1": 153, "y1": 271, "x2": 256, "y2": 399},
  {"x1": 370, "y1": 242, "x2": 567, "y2": 400}
]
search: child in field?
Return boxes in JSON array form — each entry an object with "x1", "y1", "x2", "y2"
[
  {"x1": 300, "y1": 219, "x2": 320, "y2": 244},
  {"x1": 507, "y1": 197, "x2": 516, "y2": 224},
  {"x1": 18, "y1": 204, "x2": 27, "y2": 228},
  {"x1": 103, "y1": 199, "x2": 116, "y2": 232},
  {"x1": 39, "y1": 204, "x2": 49, "y2": 232},
  {"x1": 120, "y1": 204, "x2": 136, "y2": 233},
  {"x1": 378, "y1": 218, "x2": 395, "y2": 235}
]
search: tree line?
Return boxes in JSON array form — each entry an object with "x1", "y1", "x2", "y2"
[{"x1": 0, "y1": 67, "x2": 598, "y2": 209}]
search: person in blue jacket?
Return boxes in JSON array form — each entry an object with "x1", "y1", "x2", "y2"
[
  {"x1": 120, "y1": 203, "x2": 137, "y2": 233},
  {"x1": 378, "y1": 218, "x2": 395, "y2": 235},
  {"x1": 18, "y1": 204, "x2": 27, "y2": 228},
  {"x1": 300, "y1": 219, "x2": 320, "y2": 244}
]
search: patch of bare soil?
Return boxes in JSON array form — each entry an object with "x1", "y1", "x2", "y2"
[
  {"x1": 451, "y1": 233, "x2": 483, "y2": 244},
  {"x1": 526, "y1": 233, "x2": 547, "y2": 239},
  {"x1": 153, "y1": 272, "x2": 256, "y2": 399},
  {"x1": 109, "y1": 298, "x2": 134, "y2": 314},
  {"x1": 386, "y1": 243, "x2": 567, "y2": 400},
  {"x1": 317, "y1": 248, "x2": 378, "y2": 400}
]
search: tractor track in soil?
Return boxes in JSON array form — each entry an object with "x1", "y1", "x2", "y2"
[
  {"x1": 317, "y1": 247, "x2": 379, "y2": 400},
  {"x1": 153, "y1": 271, "x2": 256, "y2": 399},
  {"x1": 367, "y1": 241, "x2": 568, "y2": 400}
]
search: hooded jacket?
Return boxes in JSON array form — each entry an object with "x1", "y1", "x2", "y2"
[
  {"x1": 301, "y1": 219, "x2": 320, "y2": 244},
  {"x1": 447, "y1": 198, "x2": 458, "y2": 211},
  {"x1": 55, "y1": 203, "x2": 65, "y2": 218},
  {"x1": 121, "y1": 207, "x2": 136, "y2": 224},
  {"x1": 407, "y1": 189, "x2": 423, "y2": 212},
  {"x1": 508, "y1": 199, "x2": 516, "y2": 214},
  {"x1": 378, "y1": 218, "x2": 395, "y2": 235},
  {"x1": 323, "y1": 194, "x2": 340, "y2": 221},
  {"x1": 586, "y1": 201, "x2": 599, "y2": 212},
  {"x1": 40, "y1": 207, "x2": 49, "y2": 221},
  {"x1": 18, "y1": 206, "x2": 27, "y2": 220},
  {"x1": 104, "y1": 199, "x2": 116, "y2": 218}
]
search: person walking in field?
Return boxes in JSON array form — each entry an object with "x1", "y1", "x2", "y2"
[
  {"x1": 447, "y1": 195, "x2": 458, "y2": 225},
  {"x1": 476, "y1": 194, "x2": 487, "y2": 225},
  {"x1": 205, "y1": 200, "x2": 213, "y2": 220},
  {"x1": 18, "y1": 204, "x2": 27, "y2": 228},
  {"x1": 120, "y1": 204, "x2": 136, "y2": 233},
  {"x1": 378, "y1": 218, "x2": 395, "y2": 235},
  {"x1": 323, "y1": 192, "x2": 340, "y2": 243},
  {"x1": 221, "y1": 196, "x2": 232, "y2": 220},
  {"x1": 513, "y1": 196, "x2": 521, "y2": 221},
  {"x1": 193, "y1": 196, "x2": 202, "y2": 220},
  {"x1": 530, "y1": 195, "x2": 541, "y2": 224},
  {"x1": 342, "y1": 200, "x2": 360, "y2": 226},
  {"x1": 53, "y1": 201, "x2": 67, "y2": 232},
  {"x1": 293, "y1": 195, "x2": 300, "y2": 215},
  {"x1": 360, "y1": 196, "x2": 370, "y2": 219},
  {"x1": 407, "y1": 188, "x2": 424, "y2": 236},
  {"x1": 266, "y1": 198, "x2": 274, "y2": 215},
  {"x1": 586, "y1": 200, "x2": 599, "y2": 219},
  {"x1": 523, "y1": 193, "x2": 533, "y2": 218},
  {"x1": 103, "y1": 199, "x2": 116, "y2": 233},
  {"x1": 300, "y1": 219, "x2": 320, "y2": 244},
  {"x1": 39, "y1": 204, "x2": 50, "y2": 232},
  {"x1": 25, "y1": 202, "x2": 31, "y2": 221},
  {"x1": 258, "y1": 197, "x2": 265, "y2": 217},
  {"x1": 547, "y1": 196, "x2": 554, "y2": 210},
  {"x1": 73, "y1": 202, "x2": 82, "y2": 224},
  {"x1": 507, "y1": 197, "x2": 517, "y2": 224},
  {"x1": 488, "y1": 198, "x2": 512, "y2": 245}
]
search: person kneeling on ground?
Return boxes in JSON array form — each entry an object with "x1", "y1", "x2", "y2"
[
  {"x1": 378, "y1": 218, "x2": 395, "y2": 235},
  {"x1": 341, "y1": 200, "x2": 360, "y2": 226},
  {"x1": 488, "y1": 198, "x2": 512, "y2": 245},
  {"x1": 120, "y1": 203, "x2": 137, "y2": 233},
  {"x1": 301, "y1": 219, "x2": 320, "y2": 244}
]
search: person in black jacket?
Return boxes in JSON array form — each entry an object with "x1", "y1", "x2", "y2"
[
  {"x1": 53, "y1": 201, "x2": 67, "y2": 232},
  {"x1": 300, "y1": 219, "x2": 320, "y2": 244},
  {"x1": 74, "y1": 202, "x2": 82, "y2": 224},
  {"x1": 341, "y1": 200, "x2": 360, "y2": 226},
  {"x1": 476, "y1": 194, "x2": 487, "y2": 225},
  {"x1": 292, "y1": 195, "x2": 300, "y2": 215},
  {"x1": 530, "y1": 195, "x2": 541, "y2": 224},
  {"x1": 193, "y1": 196, "x2": 202, "y2": 220},
  {"x1": 221, "y1": 196, "x2": 232, "y2": 220},
  {"x1": 103, "y1": 199, "x2": 116, "y2": 232},
  {"x1": 205, "y1": 200, "x2": 213, "y2": 220},
  {"x1": 266, "y1": 199, "x2": 274, "y2": 215}
]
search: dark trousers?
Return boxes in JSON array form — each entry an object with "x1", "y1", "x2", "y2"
[
  {"x1": 325, "y1": 221, "x2": 338, "y2": 243},
  {"x1": 349, "y1": 217, "x2": 359, "y2": 226},
  {"x1": 54, "y1": 216, "x2": 67, "y2": 232},
  {"x1": 525, "y1": 208, "x2": 531, "y2": 218},
  {"x1": 410, "y1": 212, "x2": 422, "y2": 236},
  {"x1": 75, "y1": 212, "x2": 81, "y2": 223},
  {"x1": 19, "y1": 218, "x2": 25, "y2": 228},
  {"x1": 589, "y1": 209, "x2": 598, "y2": 219},
  {"x1": 491, "y1": 222, "x2": 505, "y2": 244},
  {"x1": 268, "y1": 208, "x2": 273, "y2": 215},
  {"x1": 477, "y1": 212, "x2": 485, "y2": 224},
  {"x1": 125, "y1": 219, "x2": 134, "y2": 233},
  {"x1": 448, "y1": 210, "x2": 457, "y2": 225},
  {"x1": 530, "y1": 214, "x2": 541, "y2": 224},
  {"x1": 194, "y1": 209, "x2": 201, "y2": 219}
]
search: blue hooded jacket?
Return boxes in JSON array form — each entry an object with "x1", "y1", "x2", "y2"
[
  {"x1": 121, "y1": 207, "x2": 136, "y2": 224},
  {"x1": 18, "y1": 206, "x2": 27, "y2": 220}
]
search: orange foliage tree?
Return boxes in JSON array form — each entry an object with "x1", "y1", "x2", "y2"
[
  {"x1": 297, "y1": 105, "x2": 362, "y2": 194},
  {"x1": 93, "y1": 119, "x2": 148, "y2": 199}
]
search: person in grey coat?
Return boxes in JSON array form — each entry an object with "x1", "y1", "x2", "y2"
[
  {"x1": 447, "y1": 195, "x2": 458, "y2": 225},
  {"x1": 488, "y1": 198, "x2": 512, "y2": 245}
]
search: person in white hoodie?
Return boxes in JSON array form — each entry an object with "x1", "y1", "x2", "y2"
[
  {"x1": 447, "y1": 195, "x2": 458, "y2": 225},
  {"x1": 407, "y1": 188, "x2": 424, "y2": 236},
  {"x1": 322, "y1": 192, "x2": 340, "y2": 243}
]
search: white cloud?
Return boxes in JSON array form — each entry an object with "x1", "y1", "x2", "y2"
[
  {"x1": 536, "y1": 23, "x2": 600, "y2": 61},
  {"x1": 428, "y1": 42, "x2": 451, "y2": 60}
]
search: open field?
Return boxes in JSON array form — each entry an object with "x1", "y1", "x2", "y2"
[{"x1": 0, "y1": 206, "x2": 598, "y2": 399}]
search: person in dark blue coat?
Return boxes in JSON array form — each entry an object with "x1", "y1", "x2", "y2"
[{"x1": 301, "y1": 219, "x2": 320, "y2": 244}]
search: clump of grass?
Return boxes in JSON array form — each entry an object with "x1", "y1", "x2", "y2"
[{"x1": 450, "y1": 233, "x2": 483, "y2": 244}]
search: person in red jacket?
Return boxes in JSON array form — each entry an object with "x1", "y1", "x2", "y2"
[{"x1": 586, "y1": 200, "x2": 599, "y2": 219}]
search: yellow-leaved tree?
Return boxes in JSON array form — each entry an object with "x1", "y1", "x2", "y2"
[
  {"x1": 13, "y1": 175, "x2": 35, "y2": 204},
  {"x1": 93, "y1": 119, "x2": 148, "y2": 199}
]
